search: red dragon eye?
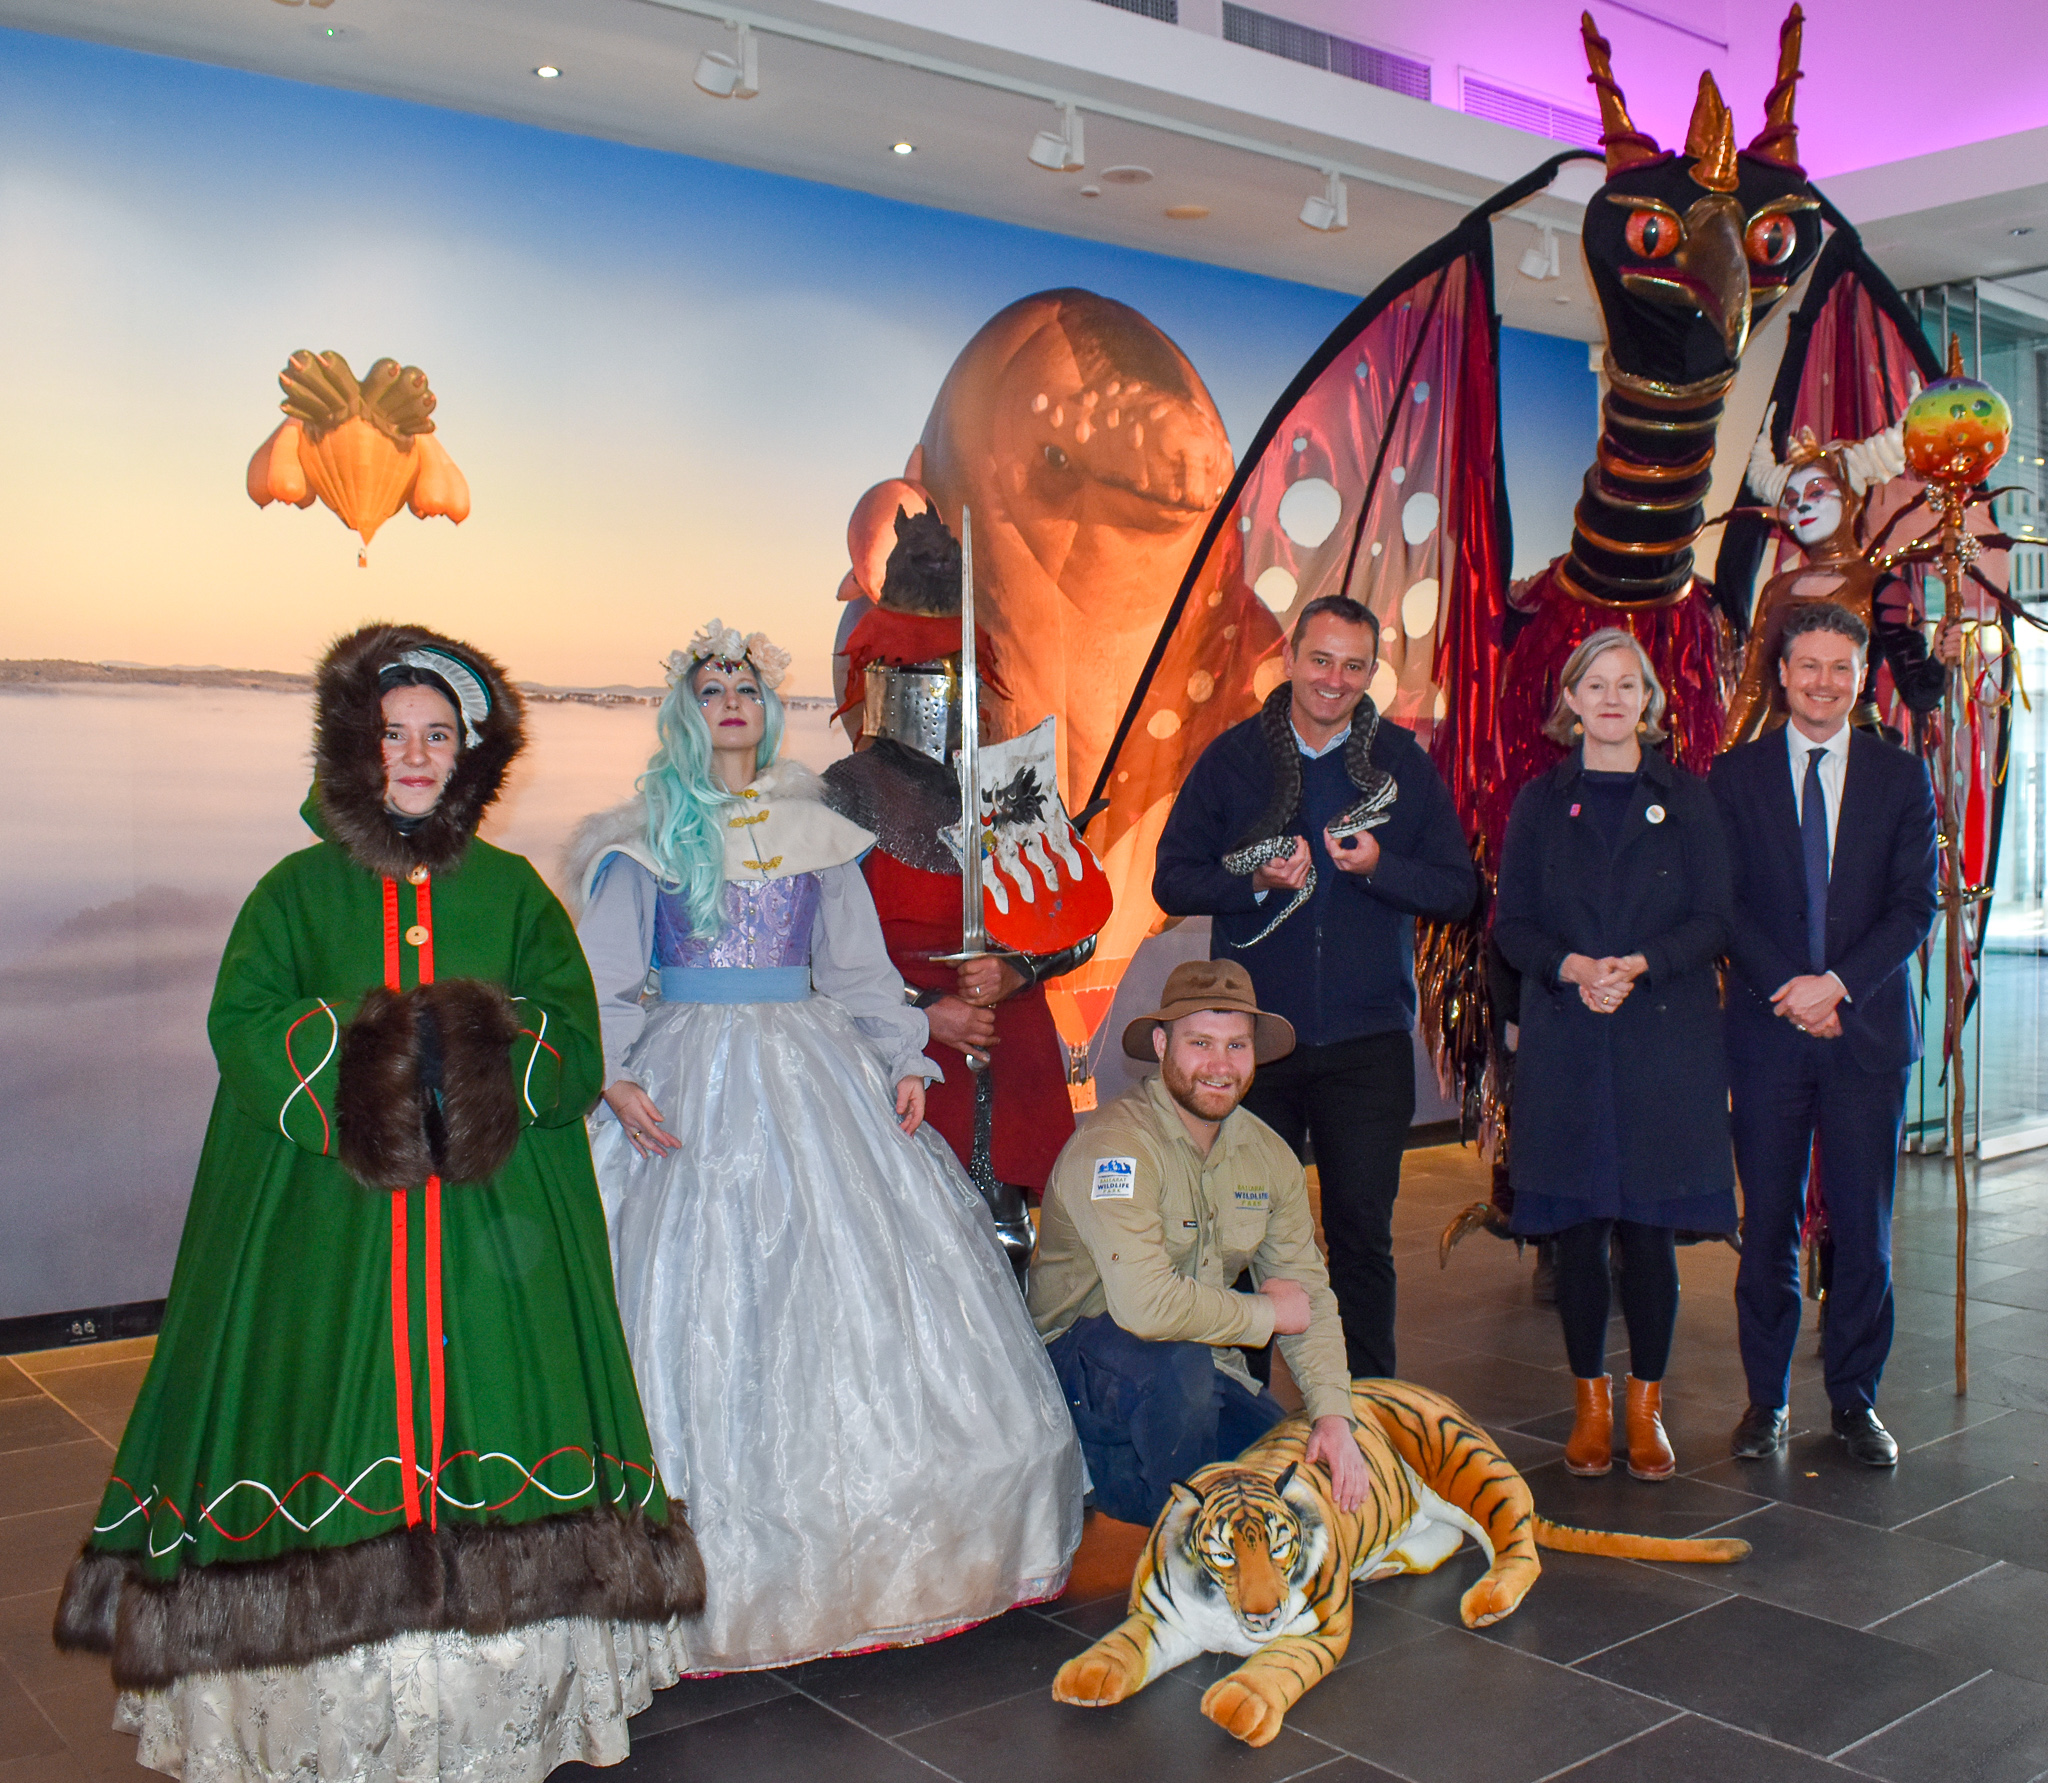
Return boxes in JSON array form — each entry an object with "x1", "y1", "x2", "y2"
[
  {"x1": 1625, "y1": 210, "x2": 1679, "y2": 259},
  {"x1": 1746, "y1": 214, "x2": 1798, "y2": 266}
]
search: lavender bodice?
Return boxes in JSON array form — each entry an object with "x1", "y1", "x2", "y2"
[{"x1": 654, "y1": 874, "x2": 820, "y2": 970}]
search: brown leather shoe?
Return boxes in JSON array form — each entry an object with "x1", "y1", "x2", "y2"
[
  {"x1": 1565, "y1": 1376, "x2": 1613, "y2": 1476},
  {"x1": 1626, "y1": 1376, "x2": 1676, "y2": 1480}
]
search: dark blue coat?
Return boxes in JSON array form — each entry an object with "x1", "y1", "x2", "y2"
[
  {"x1": 1493, "y1": 746, "x2": 1736, "y2": 1220},
  {"x1": 1152, "y1": 708, "x2": 1475, "y2": 1047},
  {"x1": 1709, "y1": 728, "x2": 1937, "y2": 1076}
]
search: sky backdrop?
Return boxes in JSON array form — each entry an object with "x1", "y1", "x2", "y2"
[{"x1": 0, "y1": 26, "x2": 1592, "y2": 697}]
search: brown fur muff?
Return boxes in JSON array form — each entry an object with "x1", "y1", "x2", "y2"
[
  {"x1": 314, "y1": 622, "x2": 526, "y2": 881},
  {"x1": 337, "y1": 981, "x2": 523, "y2": 1188},
  {"x1": 53, "y1": 1501, "x2": 707, "y2": 1690}
]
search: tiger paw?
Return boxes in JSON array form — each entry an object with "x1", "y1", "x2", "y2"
[
  {"x1": 1053, "y1": 1650, "x2": 1141, "y2": 1708},
  {"x1": 1459, "y1": 1560, "x2": 1537, "y2": 1628},
  {"x1": 1200, "y1": 1674, "x2": 1287, "y2": 1747}
]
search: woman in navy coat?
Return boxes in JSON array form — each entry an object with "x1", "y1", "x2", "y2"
[{"x1": 1493, "y1": 628, "x2": 1736, "y2": 1482}]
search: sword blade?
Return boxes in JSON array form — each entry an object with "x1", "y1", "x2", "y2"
[{"x1": 958, "y1": 504, "x2": 987, "y2": 954}]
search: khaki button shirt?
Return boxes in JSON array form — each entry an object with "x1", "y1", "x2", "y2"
[{"x1": 1029, "y1": 1074, "x2": 1354, "y2": 1424}]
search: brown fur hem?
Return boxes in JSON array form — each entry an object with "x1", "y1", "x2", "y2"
[
  {"x1": 54, "y1": 1501, "x2": 705, "y2": 1691},
  {"x1": 337, "y1": 980, "x2": 522, "y2": 1188}
]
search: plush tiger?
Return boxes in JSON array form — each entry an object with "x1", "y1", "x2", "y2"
[{"x1": 1052, "y1": 1379, "x2": 1749, "y2": 1747}]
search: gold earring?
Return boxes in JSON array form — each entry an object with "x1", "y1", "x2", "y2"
[
  {"x1": 1636, "y1": 718, "x2": 1649, "y2": 733},
  {"x1": 1571, "y1": 718, "x2": 1584, "y2": 736}
]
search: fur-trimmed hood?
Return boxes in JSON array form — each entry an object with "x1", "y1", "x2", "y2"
[
  {"x1": 561, "y1": 758, "x2": 871, "y2": 916},
  {"x1": 313, "y1": 623, "x2": 526, "y2": 879}
]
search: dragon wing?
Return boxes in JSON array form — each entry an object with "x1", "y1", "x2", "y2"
[{"x1": 1081, "y1": 151, "x2": 1597, "y2": 856}]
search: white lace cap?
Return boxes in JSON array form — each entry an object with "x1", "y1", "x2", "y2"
[{"x1": 395, "y1": 648, "x2": 490, "y2": 748}]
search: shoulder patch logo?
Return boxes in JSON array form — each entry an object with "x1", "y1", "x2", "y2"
[{"x1": 1092, "y1": 1157, "x2": 1137, "y2": 1200}]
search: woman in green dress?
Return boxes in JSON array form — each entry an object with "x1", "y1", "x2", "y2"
[{"x1": 54, "y1": 623, "x2": 703, "y2": 1782}]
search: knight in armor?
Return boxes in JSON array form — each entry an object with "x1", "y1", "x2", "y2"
[{"x1": 824, "y1": 510, "x2": 1096, "y2": 1273}]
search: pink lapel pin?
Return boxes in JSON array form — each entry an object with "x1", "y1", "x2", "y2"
[{"x1": 1569, "y1": 803, "x2": 1582, "y2": 816}]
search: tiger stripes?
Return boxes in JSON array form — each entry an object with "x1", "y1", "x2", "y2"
[{"x1": 1052, "y1": 1378, "x2": 1750, "y2": 1747}]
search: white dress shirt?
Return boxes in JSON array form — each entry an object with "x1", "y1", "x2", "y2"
[
  {"x1": 1785, "y1": 718, "x2": 1852, "y2": 998},
  {"x1": 1786, "y1": 717, "x2": 1849, "y2": 869}
]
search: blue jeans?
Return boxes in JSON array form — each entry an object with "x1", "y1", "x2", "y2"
[{"x1": 1046, "y1": 1314, "x2": 1288, "y2": 1527}]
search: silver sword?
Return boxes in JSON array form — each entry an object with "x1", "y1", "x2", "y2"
[
  {"x1": 956, "y1": 504, "x2": 987, "y2": 954},
  {"x1": 938, "y1": 504, "x2": 988, "y2": 962}
]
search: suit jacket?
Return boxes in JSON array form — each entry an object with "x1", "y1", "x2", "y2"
[
  {"x1": 1493, "y1": 746, "x2": 1734, "y2": 1207},
  {"x1": 1709, "y1": 728, "x2": 1937, "y2": 1076}
]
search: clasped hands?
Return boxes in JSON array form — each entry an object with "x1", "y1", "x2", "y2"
[
  {"x1": 1770, "y1": 973, "x2": 1844, "y2": 1038},
  {"x1": 1248, "y1": 829, "x2": 1380, "y2": 892},
  {"x1": 924, "y1": 955, "x2": 1027, "y2": 1066},
  {"x1": 1559, "y1": 951, "x2": 1648, "y2": 1015}
]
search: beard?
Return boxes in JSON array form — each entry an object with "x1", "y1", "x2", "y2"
[{"x1": 1160, "y1": 1051, "x2": 1250, "y2": 1124}]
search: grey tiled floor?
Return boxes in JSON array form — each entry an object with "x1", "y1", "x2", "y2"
[{"x1": 4, "y1": 1150, "x2": 2044, "y2": 1782}]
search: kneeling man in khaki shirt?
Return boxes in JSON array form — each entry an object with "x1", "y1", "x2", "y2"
[{"x1": 1030, "y1": 960, "x2": 1366, "y2": 1526}]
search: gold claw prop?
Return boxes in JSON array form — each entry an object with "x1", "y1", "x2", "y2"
[{"x1": 1439, "y1": 1201, "x2": 1512, "y2": 1268}]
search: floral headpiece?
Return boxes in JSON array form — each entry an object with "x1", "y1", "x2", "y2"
[{"x1": 665, "y1": 618, "x2": 791, "y2": 692}]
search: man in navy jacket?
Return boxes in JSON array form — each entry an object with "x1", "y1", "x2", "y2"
[
  {"x1": 1710, "y1": 602, "x2": 1937, "y2": 1467},
  {"x1": 1153, "y1": 595, "x2": 1476, "y2": 1378}
]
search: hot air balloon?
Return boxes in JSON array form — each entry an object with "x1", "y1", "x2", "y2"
[{"x1": 246, "y1": 350, "x2": 470, "y2": 565}]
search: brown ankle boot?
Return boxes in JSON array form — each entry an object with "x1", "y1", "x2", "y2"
[
  {"x1": 1626, "y1": 1376, "x2": 1675, "y2": 1480},
  {"x1": 1565, "y1": 1376, "x2": 1613, "y2": 1476}
]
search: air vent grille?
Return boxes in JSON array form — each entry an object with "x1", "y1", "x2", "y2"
[
  {"x1": 1090, "y1": 0, "x2": 1180, "y2": 21},
  {"x1": 1221, "y1": 4, "x2": 1431, "y2": 102},
  {"x1": 1462, "y1": 76, "x2": 1603, "y2": 149}
]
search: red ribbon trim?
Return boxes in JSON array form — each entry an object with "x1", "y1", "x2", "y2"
[{"x1": 382, "y1": 872, "x2": 445, "y2": 1530}]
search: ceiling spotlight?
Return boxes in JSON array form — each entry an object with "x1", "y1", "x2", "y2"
[
  {"x1": 1299, "y1": 170, "x2": 1348, "y2": 233},
  {"x1": 1028, "y1": 103, "x2": 1085, "y2": 173},
  {"x1": 891, "y1": 140, "x2": 914, "y2": 156},
  {"x1": 694, "y1": 22, "x2": 759, "y2": 99},
  {"x1": 534, "y1": 65, "x2": 561, "y2": 79},
  {"x1": 1518, "y1": 224, "x2": 1561, "y2": 280}
]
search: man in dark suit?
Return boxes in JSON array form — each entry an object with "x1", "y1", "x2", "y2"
[{"x1": 1710, "y1": 602, "x2": 1937, "y2": 1467}]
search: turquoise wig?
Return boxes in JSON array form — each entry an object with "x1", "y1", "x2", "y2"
[{"x1": 638, "y1": 663, "x2": 786, "y2": 936}]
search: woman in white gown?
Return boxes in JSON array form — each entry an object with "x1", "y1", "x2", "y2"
[{"x1": 569, "y1": 619, "x2": 1081, "y2": 1673}]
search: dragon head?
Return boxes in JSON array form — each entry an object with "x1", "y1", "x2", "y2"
[{"x1": 1579, "y1": 7, "x2": 1822, "y2": 389}]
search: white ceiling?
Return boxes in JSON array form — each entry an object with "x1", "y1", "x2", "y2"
[{"x1": 1, "y1": 0, "x2": 2035, "y2": 339}]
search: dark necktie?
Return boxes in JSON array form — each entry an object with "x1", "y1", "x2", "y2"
[{"x1": 1802, "y1": 746, "x2": 1830, "y2": 972}]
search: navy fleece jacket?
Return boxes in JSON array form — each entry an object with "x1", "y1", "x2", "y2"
[{"x1": 1153, "y1": 710, "x2": 1476, "y2": 1047}]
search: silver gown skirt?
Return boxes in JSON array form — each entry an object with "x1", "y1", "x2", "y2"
[{"x1": 589, "y1": 993, "x2": 1083, "y2": 1673}]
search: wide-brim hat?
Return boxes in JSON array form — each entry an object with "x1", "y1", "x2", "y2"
[{"x1": 1121, "y1": 959, "x2": 1296, "y2": 1064}]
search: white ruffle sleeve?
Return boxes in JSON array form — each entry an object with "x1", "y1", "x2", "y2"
[
  {"x1": 577, "y1": 854, "x2": 658, "y2": 1097},
  {"x1": 809, "y1": 860, "x2": 944, "y2": 1086}
]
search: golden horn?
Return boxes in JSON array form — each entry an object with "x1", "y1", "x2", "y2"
[
  {"x1": 1687, "y1": 74, "x2": 1739, "y2": 193},
  {"x1": 1948, "y1": 333, "x2": 1966, "y2": 379},
  {"x1": 1747, "y1": 4, "x2": 1805, "y2": 169},
  {"x1": 1581, "y1": 11, "x2": 1661, "y2": 175}
]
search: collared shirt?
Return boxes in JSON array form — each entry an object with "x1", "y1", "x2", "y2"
[
  {"x1": 1787, "y1": 718, "x2": 1849, "y2": 867},
  {"x1": 1028, "y1": 1074, "x2": 1354, "y2": 1424},
  {"x1": 1292, "y1": 718, "x2": 1352, "y2": 760}
]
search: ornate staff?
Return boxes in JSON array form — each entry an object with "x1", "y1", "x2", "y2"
[{"x1": 1898, "y1": 338, "x2": 2014, "y2": 1394}]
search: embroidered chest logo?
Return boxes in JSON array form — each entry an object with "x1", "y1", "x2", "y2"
[
  {"x1": 1232, "y1": 1186, "x2": 1269, "y2": 1211},
  {"x1": 1092, "y1": 1157, "x2": 1136, "y2": 1200}
]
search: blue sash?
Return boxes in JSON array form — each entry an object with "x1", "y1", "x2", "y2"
[{"x1": 657, "y1": 965, "x2": 811, "y2": 1005}]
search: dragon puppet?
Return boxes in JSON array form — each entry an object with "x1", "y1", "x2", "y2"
[{"x1": 1079, "y1": 4, "x2": 2014, "y2": 1241}]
